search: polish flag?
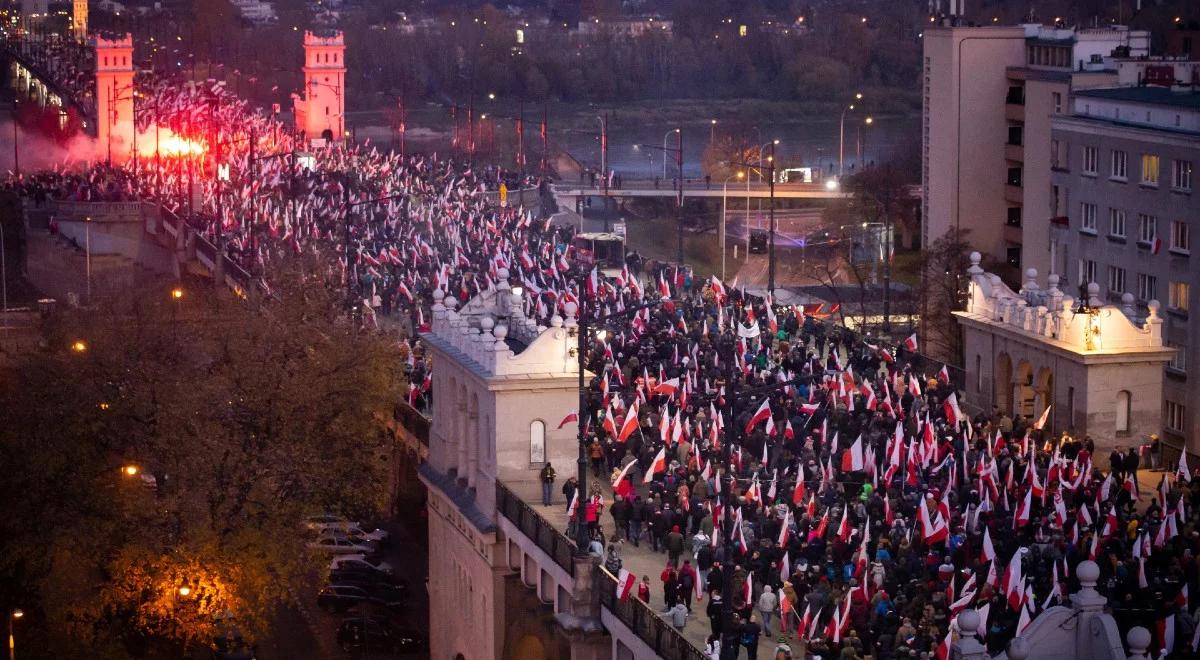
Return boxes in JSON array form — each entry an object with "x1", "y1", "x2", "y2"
[
  {"x1": 791, "y1": 464, "x2": 806, "y2": 505},
  {"x1": 643, "y1": 447, "x2": 667, "y2": 483},
  {"x1": 1033, "y1": 404, "x2": 1052, "y2": 431},
  {"x1": 943, "y1": 392, "x2": 964, "y2": 426},
  {"x1": 617, "y1": 401, "x2": 640, "y2": 442},
  {"x1": 779, "y1": 510, "x2": 792, "y2": 546},
  {"x1": 919, "y1": 496, "x2": 948, "y2": 544},
  {"x1": 1002, "y1": 550, "x2": 1025, "y2": 612},
  {"x1": 935, "y1": 627, "x2": 951, "y2": 660},
  {"x1": 780, "y1": 550, "x2": 791, "y2": 584},
  {"x1": 836, "y1": 506, "x2": 852, "y2": 543},
  {"x1": 799, "y1": 402, "x2": 821, "y2": 416},
  {"x1": 903, "y1": 333, "x2": 918, "y2": 352},
  {"x1": 601, "y1": 405, "x2": 618, "y2": 437},
  {"x1": 884, "y1": 495, "x2": 894, "y2": 526},
  {"x1": 616, "y1": 568, "x2": 637, "y2": 601},
  {"x1": 784, "y1": 419, "x2": 795, "y2": 440},
  {"x1": 745, "y1": 399, "x2": 772, "y2": 434},
  {"x1": 557, "y1": 411, "x2": 579, "y2": 429},
  {"x1": 981, "y1": 527, "x2": 997, "y2": 563},
  {"x1": 1158, "y1": 614, "x2": 1175, "y2": 656},
  {"x1": 841, "y1": 435, "x2": 865, "y2": 472},
  {"x1": 567, "y1": 490, "x2": 579, "y2": 518},
  {"x1": 1014, "y1": 489, "x2": 1033, "y2": 529},
  {"x1": 937, "y1": 365, "x2": 950, "y2": 384},
  {"x1": 653, "y1": 378, "x2": 680, "y2": 397}
]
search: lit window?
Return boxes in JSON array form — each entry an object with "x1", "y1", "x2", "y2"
[
  {"x1": 1169, "y1": 281, "x2": 1190, "y2": 311},
  {"x1": 1141, "y1": 153, "x2": 1160, "y2": 185}
]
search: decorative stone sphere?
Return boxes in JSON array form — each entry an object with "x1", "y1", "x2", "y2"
[
  {"x1": 1087, "y1": 282, "x2": 1101, "y2": 297},
  {"x1": 1076, "y1": 560, "x2": 1100, "y2": 584},
  {"x1": 1007, "y1": 637, "x2": 1030, "y2": 660},
  {"x1": 1147, "y1": 300, "x2": 1160, "y2": 315},
  {"x1": 446, "y1": 297, "x2": 459, "y2": 310},
  {"x1": 480, "y1": 315, "x2": 495, "y2": 332},
  {"x1": 1126, "y1": 626, "x2": 1151, "y2": 653},
  {"x1": 1025, "y1": 268, "x2": 1038, "y2": 281},
  {"x1": 969, "y1": 251, "x2": 982, "y2": 265},
  {"x1": 550, "y1": 315, "x2": 563, "y2": 328},
  {"x1": 1047, "y1": 273, "x2": 1060, "y2": 289},
  {"x1": 563, "y1": 301, "x2": 578, "y2": 317},
  {"x1": 493, "y1": 324, "x2": 508, "y2": 340},
  {"x1": 433, "y1": 288, "x2": 445, "y2": 303},
  {"x1": 1122, "y1": 292, "x2": 1135, "y2": 305},
  {"x1": 496, "y1": 267, "x2": 509, "y2": 280},
  {"x1": 957, "y1": 610, "x2": 980, "y2": 636}
]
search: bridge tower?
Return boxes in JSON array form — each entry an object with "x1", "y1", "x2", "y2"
[
  {"x1": 291, "y1": 30, "x2": 345, "y2": 143},
  {"x1": 72, "y1": 0, "x2": 88, "y2": 41},
  {"x1": 93, "y1": 33, "x2": 134, "y2": 163}
]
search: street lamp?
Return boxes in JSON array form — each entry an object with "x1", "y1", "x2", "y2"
[
  {"x1": 710, "y1": 118, "x2": 717, "y2": 146},
  {"x1": 171, "y1": 287, "x2": 184, "y2": 300},
  {"x1": 122, "y1": 465, "x2": 140, "y2": 477},
  {"x1": 70, "y1": 340, "x2": 87, "y2": 353},
  {"x1": 728, "y1": 151, "x2": 778, "y2": 295},
  {"x1": 721, "y1": 171, "x2": 745, "y2": 280},
  {"x1": 177, "y1": 586, "x2": 191, "y2": 597},
  {"x1": 662, "y1": 128, "x2": 679, "y2": 179},
  {"x1": 9, "y1": 609, "x2": 23, "y2": 660},
  {"x1": 839, "y1": 93, "x2": 865, "y2": 176}
]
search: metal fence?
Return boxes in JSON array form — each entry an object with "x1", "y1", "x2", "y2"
[
  {"x1": 495, "y1": 482, "x2": 575, "y2": 576},
  {"x1": 596, "y1": 568, "x2": 709, "y2": 660}
]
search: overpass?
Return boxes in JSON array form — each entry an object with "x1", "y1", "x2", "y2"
[{"x1": 553, "y1": 179, "x2": 921, "y2": 202}]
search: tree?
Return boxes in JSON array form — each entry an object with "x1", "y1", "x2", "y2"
[
  {"x1": 0, "y1": 269, "x2": 404, "y2": 655},
  {"x1": 908, "y1": 228, "x2": 974, "y2": 366}
]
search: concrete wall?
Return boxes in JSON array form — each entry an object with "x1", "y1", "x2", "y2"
[
  {"x1": 922, "y1": 26, "x2": 1026, "y2": 256},
  {"x1": 1021, "y1": 76, "x2": 1070, "y2": 277}
]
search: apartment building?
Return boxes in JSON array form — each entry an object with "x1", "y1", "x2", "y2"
[
  {"x1": 923, "y1": 24, "x2": 1147, "y2": 280},
  {"x1": 1050, "y1": 86, "x2": 1200, "y2": 453}
]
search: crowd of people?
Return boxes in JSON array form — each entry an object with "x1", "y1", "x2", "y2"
[{"x1": 7, "y1": 48, "x2": 1200, "y2": 660}]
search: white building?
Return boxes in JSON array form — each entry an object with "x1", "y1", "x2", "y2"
[{"x1": 954, "y1": 252, "x2": 1173, "y2": 460}]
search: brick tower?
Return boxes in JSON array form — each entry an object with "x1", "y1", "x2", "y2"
[
  {"x1": 291, "y1": 30, "x2": 345, "y2": 143},
  {"x1": 72, "y1": 0, "x2": 87, "y2": 41},
  {"x1": 93, "y1": 33, "x2": 134, "y2": 163}
]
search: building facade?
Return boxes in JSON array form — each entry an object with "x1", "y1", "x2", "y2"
[
  {"x1": 955, "y1": 252, "x2": 1174, "y2": 461},
  {"x1": 1049, "y1": 86, "x2": 1200, "y2": 454},
  {"x1": 92, "y1": 33, "x2": 134, "y2": 164},
  {"x1": 922, "y1": 24, "x2": 1147, "y2": 280}
]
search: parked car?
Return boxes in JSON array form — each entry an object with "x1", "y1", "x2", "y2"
[
  {"x1": 328, "y1": 577, "x2": 408, "y2": 605},
  {"x1": 308, "y1": 535, "x2": 377, "y2": 555},
  {"x1": 341, "y1": 523, "x2": 389, "y2": 544},
  {"x1": 317, "y1": 585, "x2": 370, "y2": 613},
  {"x1": 336, "y1": 616, "x2": 427, "y2": 654},
  {"x1": 329, "y1": 554, "x2": 393, "y2": 575},
  {"x1": 330, "y1": 567, "x2": 409, "y2": 589}
]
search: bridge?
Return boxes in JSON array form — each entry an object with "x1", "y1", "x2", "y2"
[
  {"x1": 552, "y1": 179, "x2": 921, "y2": 202},
  {"x1": 2, "y1": 32, "x2": 97, "y2": 130}
]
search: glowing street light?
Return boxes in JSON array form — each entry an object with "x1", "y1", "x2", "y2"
[
  {"x1": 121, "y1": 465, "x2": 140, "y2": 477},
  {"x1": 171, "y1": 287, "x2": 184, "y2": 300},
  {"x1": 70, "y1": 340, "x2": 87, "y2": 353},
  {"x1": 177, "y1": 586, "x2": 191, "y2": 597}
]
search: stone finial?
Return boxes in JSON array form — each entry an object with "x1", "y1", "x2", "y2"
[
  {"x1": 1047, "y1": 273, "x2": 1061, "y2": 294},
  {"x1": 1022, "y1": 268, "x2": 1039, "y2": 292},
  {"x1": 550, "y1": 314, "x2": 564, "y2": 328},
  {"x1": 958, "y1": 610, "x2": 979, "y2": 635},
  {"x1": 1087, "y1": 282, "x2": 1102, "y2": 308},
  {"x1": 1071, "y1": 560, "x2": 1106, "y2": 612},
  {"x1": 968, "y1": 251, "x2": 984, "y2": 275},
  {"x1": 1121, "y1": 292, "x2": 1136, "y2": 317},
  {"x1": 1007, "y1": 637, "x2": 1030, "y2": 660},
  {"x1": 480, "y1": 315, "x2": 495, "y2": 334},
  {"x1": 446, "y1": 297, "x2": 459, "y2": 311},
  {"x1": 1126, "y1": 626, "x2": 1152, "y2": 660},
  {"x1": 1146, "y1": 299, "x2": 1161, "y2": 321},
  {"x1": 563, "y1": 301, "x2": 579, "y2": 326},
  {"x1": 496, "y1": 267, "x2": 510, "y2": 281},
  {"x1": 955, "y1": 610, "x2": 989, "y2": 660}
]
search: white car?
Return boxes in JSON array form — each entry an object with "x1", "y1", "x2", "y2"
[
  {"x1": 342, "y1": 524, "x2": 389, "y2": 544},
  {"x1": 308, "y1": 535, "x2": 376, "y2": 555},
  {"x1": 329, "y1": 554, "x2": 394, "y2": 575}
]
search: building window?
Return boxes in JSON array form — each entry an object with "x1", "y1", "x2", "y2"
[
  {"x1": 1137, "y1": 273, "x2": 1157, "y2": 302},
  {"x1": 1170, "y1": 220, "x2": 1190, "y2": 254},
  {"x1": 1169, "y1": 281, "x2": 1190, "y2": 311},
  {"x1": 1111, "y1": 150, "x2": 1127, "y2": 180},
  {"x1": 1107, "y1": 266, "x2": 1126, "y2": 295},
  {"x1": 1007, "y1": 167, "x2": 1023, "y2": 187},
  {"x1": 1006, "y1": 85, "x2": 1024, "y2": 105},
  {"x1": 1052, "y1": 91, "x2": 1062, "y2": 113},
  {"x1": 1082, "y1": 146, "x2": 1097, "y2": 175},
  {"x1": 1115, "y1": 390, "x2": 1131, "y2": 434},
  {"x1": 1167, "y1": 341, "x2": 1187, "y2": 373},
  {"x1": 1141, "y1": 154, "x2": 1160, "y2": 186},
  {"x1": 1050, "y1": 140, "x2": 1063, "y2": 169},
  {"x1": 1173, "y1": 159, "x2": 1193, "y2": 191},
  {"x1": 975, "y1": 354, "x2": 982, "y2": 392},
  {"x1": 1007, "y1": 207, "x2": 1022, "y2": 227},
  {"x1": 1007, "y1": 126, "x2": 1023, "y2": 146},
  {"x1": 529, "y1": 420, "x2": 546, "y2": 464},
  {"x1": 1108, "y1": 208, "x2": 1126, "y2": 238},
  {"x1": 1138, "y1": 214, "x2": 1157, "y2": 244},
  {"x1": 1166, "y1": 400, "x2": 1185, "y2": 433},
  {"x1": 1080, "y1": 203, "x2": 1097, "y2": 233},
  {"x1": 1006, "y1": 246, "x2": 1021, "y2": 269},
  {"x1": 1079, "y1": 259, "x2": 1097, "y2": 286}
]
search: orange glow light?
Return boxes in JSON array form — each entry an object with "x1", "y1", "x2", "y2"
[{"x1": 139, "y1": 128, "x2": 207, "y2": 158}]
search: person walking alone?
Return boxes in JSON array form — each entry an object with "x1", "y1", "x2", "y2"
[{"x1": 539, "y1": 462, "x2": 556, "y2": 506}]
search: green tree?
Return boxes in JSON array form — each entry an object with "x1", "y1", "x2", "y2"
[{"x1": 0, "y1": 268, "x2": 403, "y2": 655}]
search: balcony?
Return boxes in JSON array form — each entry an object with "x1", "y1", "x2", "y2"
[
  {"x1": 1005, "y1": 185, "x2": 1024, "y2": 204},
  {"x1": 1005, "y1": 143, "x2": 1024, "y2": 162},
  {"x1": 1005, "y1": 104, "x2": 1025, "y2": 122},
  {"x1": 1003, "y1": 223, "x2": 1023, "y2": 243}
]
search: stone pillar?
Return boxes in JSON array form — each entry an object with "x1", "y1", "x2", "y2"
[
  {"x1": 554, "y1": 555, "x2": 608, "y2": 660},
  {"x1": 954, "y1": 610, "x2": 990, "y2": 660}
]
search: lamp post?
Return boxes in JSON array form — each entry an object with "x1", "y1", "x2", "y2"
[
  {"x1": 662, "y1": 128, "x2": 679, "y2": 179},
  {"x1": 598, "y1": 113, "x2": 608, "y2": 231},
  {"x1": 839, "y1": 92, "x2": 864, "y2": 177},
  {"x1": 728, "y1": 154, "x2": 777, "y2": 296},
  {"x1": 721, "y1": 171, "x2": 744, "y2": 280},
  {"x1": 8, "y1": 609, "x2": 23, "y2": 660},
  {"x1": 640, "y1": 133, "x2": 685, "y2": 265},
  {"x1": 84, "y1": 215, "x2": 92, "y2": 302},
  {"x1": 567, "y1": 291, "x2": 666, "y2": 552}
]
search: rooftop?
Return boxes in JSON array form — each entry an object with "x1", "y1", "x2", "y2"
[{"x1": 1075, "y1": 85, "x2": 1200, "y2": 109}]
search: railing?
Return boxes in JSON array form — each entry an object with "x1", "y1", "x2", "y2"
[
  {"x1": 393, "y1": 401, "x2": 430, "y2": 446},
  {"x1": 495, "y1": 482, "x2": 575, "y2": 576},
  {"x1": 597, "y1": 568, "x2": 709, "y2": 660}
]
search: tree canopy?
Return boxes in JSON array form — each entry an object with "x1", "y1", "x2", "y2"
[{"x1": 0, "y1": 270, "x2": 404, "y2": 656}]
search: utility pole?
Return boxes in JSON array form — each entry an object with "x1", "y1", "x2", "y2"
[
  {"x1": 599, "y1": 113, "x2": 608, "y2": 231},
  {"x1": 676, "y1": 127, "x2": 684, "y2": 266},
  {"x1": 540, "y1": 104, "x2": 548, "y2": 174},
  {"x1": 11, "y1": 102, "x2": 18, "y2": 176},
  {"x1": 882, "y1": 188, "x2": 893, "y2": 333},
  {"x1": 767, "y1": 142, "x2": 777, "y2": 297}
]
